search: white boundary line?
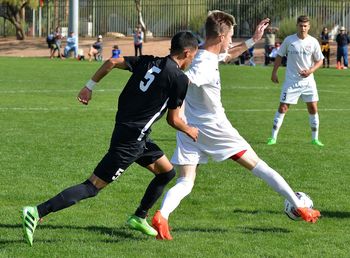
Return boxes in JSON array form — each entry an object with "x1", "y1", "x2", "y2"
[
  {"x1": 0, "y1": 89, "x2": 119, "y2": 94},
  {"x1": 1, "y1": 107, "x2": 349, "y2": 112}
]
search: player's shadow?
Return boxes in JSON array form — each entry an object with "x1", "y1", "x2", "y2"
[
  {"x1": 233, "y1": 208, "x2": 350, "y2": 219},
  {"x1": 318, "y1": 210, "x2": 350, "y2": 219},
  {"x1": 173, "y1": 227, "x2": 229, "y2": 234},
  {"x1": 0, "y1": 223, "x2": 145, "y2": 246},
  {"x1": 236, "y1": 226, "x2": 291, "y2": 234},
  {"x1": 232, "y1": 208, "x2": 281, "y2": 215}
]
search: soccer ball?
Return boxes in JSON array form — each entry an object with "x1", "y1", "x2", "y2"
[{"x1": 284, "y1": 192, "x2": 313, "y2": 220}]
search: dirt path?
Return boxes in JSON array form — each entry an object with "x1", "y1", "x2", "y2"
[{"x1": 0, "y1": 36, "x2": 339, "y2": 66}]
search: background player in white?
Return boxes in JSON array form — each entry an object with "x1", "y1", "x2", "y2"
[
  {"x1": 151, "y1": 11, "x2": 321, "y2": 240},
  {"x1": 267, "y1": 15, "x2": 324, "y2": 146}
]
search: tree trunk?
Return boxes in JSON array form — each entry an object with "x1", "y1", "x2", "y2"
[
  {"x1": 134, "y1": 0, "x2": 147, "y2": 42},
  {"x1": 6, "y1": 4, "x2": 26, "y2": 40}
]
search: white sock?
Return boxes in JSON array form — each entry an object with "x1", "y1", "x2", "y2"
[
  {"x1": 309, "y1": 113, "x2": 319, "y2": 140},
  {"x1": 271, "y1": 112, "x2": 285, "y2": 139},
  {"x1": 251, "y1": 160, "x2": 302, "y2": 207},
  {"x1": 160, "y1": 177, "x2": 194, "y2": 220}
]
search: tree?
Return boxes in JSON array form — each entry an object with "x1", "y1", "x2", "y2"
[
  {"x1": 134, "y1": 0, "x2": 147, "y2": 42},
  {"x1": 0, "y1": 0, "x2": 38, "y2": 40}
]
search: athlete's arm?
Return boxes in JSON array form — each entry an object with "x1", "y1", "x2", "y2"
[
  {"x1": 299, "y1": 59, "x2": 323, "y2": 78},
  {"x1": 166, "y1": 107, "x2": 198, "y2": 142},
  {"x1": 271, "y1": 55, "x2": 282, "y2": 83},
  {"x1": 224, "y1": 18, "x2": 270, "y2": 63},
  {"x1": 77, "y1": 57, "x2": 128, "y2": 105}
]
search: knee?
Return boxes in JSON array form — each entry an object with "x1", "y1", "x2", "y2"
[
  {"x1": 176, "y1": 177, "x2": 194, "y2": 196},
  {"x1": 278, "y1": 104, "x2": 288, "y2": 113},
  {"x1": 156, "y1": 168, "x2": 176, "y2": 184},
  {"x1": 83, "y1": 179, "x2": 100, "y2": 197}
]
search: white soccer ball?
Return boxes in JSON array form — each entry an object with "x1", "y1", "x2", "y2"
[{"x1": 284, "y1": 192, "x2": 314, "y2": 220}]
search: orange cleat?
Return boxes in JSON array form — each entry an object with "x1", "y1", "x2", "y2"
[
  {"x1": 297, "y1": 207, "x2": 321, "y2": 223},
  {"x1": 152, "y1": 210, "x2": 173, "y2": 240}
]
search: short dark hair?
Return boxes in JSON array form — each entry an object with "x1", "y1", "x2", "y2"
[
  {"x1": 297, "y1": 15, "x2": 310, "y2": 24},
  {"x1": 205, "y1": 10, "x2": 236, "y2": 39},
  {"x1": 170, "y1": 31, "x2": 198, "y2": 55}
]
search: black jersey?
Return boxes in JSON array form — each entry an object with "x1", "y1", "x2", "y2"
[{"x1": 116, "y1": 55, "x2": 189, "y2": 140}]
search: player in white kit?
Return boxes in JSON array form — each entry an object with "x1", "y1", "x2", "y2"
[
  {"x1": 267, "y1": 15, "x2": 324, "y2": 146},
  {"x1": 151, "y1": 11, "x2": 321, "y2": 240}
]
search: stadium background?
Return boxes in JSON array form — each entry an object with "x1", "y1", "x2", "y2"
[{"x1": 1, "y1": 0, "x2": 350, "y2": 38}]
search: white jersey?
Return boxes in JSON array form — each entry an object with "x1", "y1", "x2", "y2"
[
  {"x1": 171, "y1": 49, "x2": 251, "y2": 164},
  {"x1": 184, "y1": 49, "x2": 226, "y2": 125},
  {"x1": 277, "y1": 34, "x2": 323, "y2": 83}
]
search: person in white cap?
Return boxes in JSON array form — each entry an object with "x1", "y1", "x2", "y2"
[
  {"x1": 335, "y1": 26, "x2": 350, "y2": 69},
  {"x1": 88, "y1": 35, "x2": 103, "y2": 61}
]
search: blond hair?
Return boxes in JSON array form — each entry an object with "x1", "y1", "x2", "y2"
[{"x1": 205, "y1": 10, "x2": 236, "y2": 39}]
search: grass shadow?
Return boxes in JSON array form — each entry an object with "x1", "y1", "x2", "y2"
[
  {"x1": 236, "y1": 226, "x2": 291, "y2": 234},
  {"x1": 0, "y1": 222, "x2": 145, "y2": 246}
]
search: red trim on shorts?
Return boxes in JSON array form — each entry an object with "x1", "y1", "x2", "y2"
[{"x1": 230, "y1": 150, "x2": 247, "y2": 161}]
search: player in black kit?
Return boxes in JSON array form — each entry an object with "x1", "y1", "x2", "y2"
[{"x1": 21, "y1": 31, "x2": 199, "y2": 246}]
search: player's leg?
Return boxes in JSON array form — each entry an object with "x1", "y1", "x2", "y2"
[
  {"x1": 306, "y1": 101, "x2": 324, "y2": 146},
  {"x1": 152, "y1": 164, "x2": 197, "y2": 240},
  {"x1": 22, "y1": 123, "x2": 138, "y2": 246},
  {"x1": 151, "y1": 131, "x2": 203, "y2": 240},
  {"x1": 22, "y1": 174, "x2": 104, "y2": 246},
  {"x1": 268, "y1": 102, "x2": 289, "y2": 145},
  {"x1": 127, "y1": 141, "x2": 175, "y2": 237},
  {"x1": 127, "y1": 155, "x2": 175, "y2": 237},
  {"x1": 234, "y1": 149, "x2": 320, "y2": 222}
]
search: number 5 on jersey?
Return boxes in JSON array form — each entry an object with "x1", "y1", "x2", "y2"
[{"x1": 139, "y1": 66, "x2": 161, "y2": 92}]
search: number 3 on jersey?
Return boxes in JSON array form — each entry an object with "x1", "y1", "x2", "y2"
[{"x1": 139, "y1": 66, "x2": 161, "y2": 92}]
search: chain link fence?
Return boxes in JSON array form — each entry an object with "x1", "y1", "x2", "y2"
[{"x1": 1, "y1": 0, "x2": 350, "y2": 38}]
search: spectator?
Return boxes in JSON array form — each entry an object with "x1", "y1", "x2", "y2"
[
  {"x1": 133, "y1": 25, "x2": 144, "y2": 56},
  {"x1": 50, "y1": 27, "x2": 64, "y2": 59},
  {"x1": 264, "y1": 26, "x2": 279, "y2": 66},
  {"x1": 88, "y1": 35, "x2": 103, "y2": 62},
  {"x1": 335, "y1": 26, "x2": 350, "y2": 69},
  {"x1": 111, "y1": 45, "x2": 121, "y2": 58},
  {"x1": 269, "y1": 42, "x2": 281, "y2": 62},
  {"x1": 64, "y1": 32, "x2": 78, "y2": 58},
  {"x1": 320, "y1": 27, "x2": 330, "y2": 68},
  {"x1": 46, "y1": 32, "x2": 55, "y2": 58}
]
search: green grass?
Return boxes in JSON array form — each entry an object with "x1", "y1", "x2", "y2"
[{"x1": 1, "y1": 57, "x2": 349, "y2": 257}]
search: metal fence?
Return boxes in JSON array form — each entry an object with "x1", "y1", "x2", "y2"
[{"x1": 1, "y1": 0, "x2": 350, "y2": 38}]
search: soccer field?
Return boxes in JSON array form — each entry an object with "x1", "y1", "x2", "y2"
[{"x1": 1, "y1": 57, "x2": 349, "y2": 257}]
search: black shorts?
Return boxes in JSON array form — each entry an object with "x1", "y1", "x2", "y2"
[{"x1": 93, "y1": 124, "x2": 164, "y2": 183}]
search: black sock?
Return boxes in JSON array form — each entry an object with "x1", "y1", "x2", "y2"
[
  {"x1": 37, "y1": 180, "x2": 99, "y2": 218},
  {"x1": 135, "y1": 169, "x2": 176, "y2": 218}
]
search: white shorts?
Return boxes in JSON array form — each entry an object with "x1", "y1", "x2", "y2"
[
  {"x1": 171, "y1": 118, "x2": 251, "y2": 165},
  {"x1": 280, "y1": 80, "x2": 319, "y2": 104}
]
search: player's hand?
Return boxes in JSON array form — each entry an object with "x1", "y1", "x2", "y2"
[
  {"x1": 252, "y1": 18, "x2": 270, "y2": 42},
  {"x1": 271, "y1": 73, "x2": 279, "y2": 83},
  {"x1": 187, "y1": 126, "x2": 199, "y2": 142},
  {"x1": 299, "y1": 70, "x2": 312, "y2": 78},
  {"x1": 77, "y1": 87, "x2": 92, "y2": 105}
]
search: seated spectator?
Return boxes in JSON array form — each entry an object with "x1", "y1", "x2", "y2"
[
  {"x1": 64, "y1": 32, "x2": 78, "y2": 58},
  {"x1": 268, "y1": 42, "x2": 281, "y2": 62},
  {"x1": 46, "y1": 32, "x2": 55, "y2": 58},
  {"x1": 77, "y1": 49, "x2": 85, "y2": 61},
  {"x1": 111, "y1": 45, "x2": 121, "y2": 58},
  {"x1": 50, "y1": 26, "x2": 64, "y2": 59},
  {"x1": 88, "y1": 35, "x2": 103, "y2": 61}
]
